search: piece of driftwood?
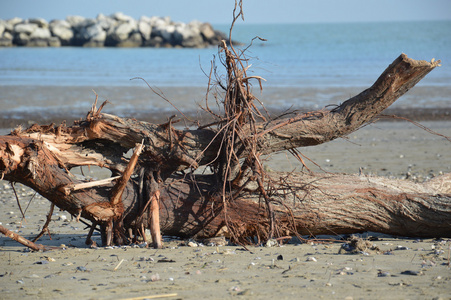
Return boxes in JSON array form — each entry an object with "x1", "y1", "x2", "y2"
[
  {"x1": 158, "y1": 172, "x2": 451, "y2": 240},
  {"x1": 0, "y1": 54, "x2": 448, "y2": 249}
]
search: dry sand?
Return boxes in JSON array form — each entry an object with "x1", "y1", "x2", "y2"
[{"x1": 1, "y1": 118, "x2": 451, "y2": 299}]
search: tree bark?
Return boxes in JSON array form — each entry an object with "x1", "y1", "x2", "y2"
[
  {"x1": 158, "y1": 172, "x2": 451, "y2": 240},
  {"x1": 0, "y1": 54, "x2": 448, "y2": 247}
]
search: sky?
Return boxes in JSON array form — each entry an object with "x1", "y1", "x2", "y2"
[{"x1": 1, "y1": 0, "x2": 451, "y2": 24}]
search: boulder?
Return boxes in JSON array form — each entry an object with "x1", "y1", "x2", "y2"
[
  {"x1": 96, "y1": 14, "x2": 116, "y2": 31},
  {"x1": 48, "y1": 36, "x2": 61, "y2": 47},
  {"x1": 173, "y1": 22, "x2": 204, "y2": 48},
  {"x1": 66, "y1": 15, "x2": 85, "y2": 27},
  {"x1": 199, "y1": 22, "x2": 216, "y2": 41},
  {"x1": 82, "y1": 24, "x2": 105, "y2": 41},
  {"x1": 7, "y1": 17, "x2": 23, "y2": 27},
  {"x1": 0, "y1": 31, "x2": 13, "y2": 47},
  {"x1": 29, "y1": 27, "x2": 51, "y2": 39},
  {"x1": 82, "y1": 24, "x2": 106, "y2": 47},
  {"x1": 72, "y1": 18, "x2": 97, "y2": 45},
  {"x1": 154, "y1": 23, "x2": 175, "y2": 44},
  {"x1": 138, "y1": 20, "x2": 151, "y2": 40},
  {"x1": 115, "y1": 21, "x2": 136, "y2": 39},
  {"x1": 3, "y1": 31, "x2": 13, "y2": 40},
  {"x1": 139, "y1": 15, "x2": 152, "y2": 24},
  {"x1": 111, "y1": 12, "x2": 134, "y2": 23},
  {"x1": 14, "y1": 23, "x2": 38, "y2": 34},
  {"x1": 0, "y1": 22, "x2": 4, "y2": 36},
  {"x1": 107, "y1": 21, "x2": 137, "y2": 45},
  {"x1": 116, "y1": 32, "x2": 142, "y2": 47},
  {"x1": 27, "y1": 38, "x2": 49, "y2": 47},
  {"x1": 144, "y1": 35, "x2": 163, "y2": 47},
  {"x1": 28, "y1": 18, "x2": 48, "y2": 28},
  {"x1": 49, "y1": 20, "x2": 73, "y2": 45},
  {"x1": 13, "y1": 32, "x2": 30, "y2": 46},
  {"x1": 0, "y1": 20, "x2": 12, "y2": 34}
]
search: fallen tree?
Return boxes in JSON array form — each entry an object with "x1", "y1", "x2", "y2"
[{"x1": 1, "y1": 48, "x2": 449, "y2": 250}]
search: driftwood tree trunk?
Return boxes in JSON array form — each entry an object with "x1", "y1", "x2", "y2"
[
  {"x1": 1, "y1": 54, "x2": 449, "y2": 249},
  {"x1": 159, "y1": 173, "x2": 451, "y2": 240}
]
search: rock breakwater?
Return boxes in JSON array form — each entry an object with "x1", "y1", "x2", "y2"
[{"x1": 0, "y1": 12, "x2": 227, "y2": 48}]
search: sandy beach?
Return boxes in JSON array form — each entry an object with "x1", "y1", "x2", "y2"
[{"x1": 1, "y1": 85, "x2": 451, "y2": 299}]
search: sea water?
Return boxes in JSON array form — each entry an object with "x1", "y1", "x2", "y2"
[{"x1": 0, "y1": 21, "x2": 450, "y2": 116}]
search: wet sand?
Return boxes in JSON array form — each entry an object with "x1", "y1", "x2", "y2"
[
  {"x1": 1, "y1": 85, "x2": 451, "y2": 299},
  {"x1": 0, "y1": 85, "x2": 450, "y2": 129}
]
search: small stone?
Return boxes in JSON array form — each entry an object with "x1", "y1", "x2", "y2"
[
  {"x1": 396, "y1": 245, "x2": 409, "y2": 250},
  {"x1": 265, "y1": 239, "x2": 278, "y2": 247},
  {"x1": 377, "y1": 270, "x2": 390, "y2": 277},
  {"x1": 149, "y1": 273, "x2": 160, "y2": 282},
  {"x1": 187, "y1": 241, "x2": 198, "y2": 247},
  {"x1": 238, "y1": 289, "x2": 253, "y2": 296},
  {"x1": 306, "y1": 256, "x2": 317, "y2": 262},
  {"x1": 401, "y1": 270, "x2": 422, "y2": 276}
]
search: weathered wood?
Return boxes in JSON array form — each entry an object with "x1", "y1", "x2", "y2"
[
  {"x1": 158, "y1": 173, "x2": 451, "y2": 239},
  {"x1": 0, "y1": 54, "x2": 447, "y2": 247},
  {"x1": 0, "y1": 224, "x2": 45, "y2": 251}
]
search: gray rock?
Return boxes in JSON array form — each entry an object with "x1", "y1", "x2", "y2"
[
  {"x1": 144, "y1": 35, "x2": 163, "y2": 47},
  {"x1": 14, "y1": 23, "x2": 38, "y2": 34},
  {"x1": 116, "y1": 32, "x2": 142, "y2": 47},
  {"x1": 0, "y1": 22, "x2": 4, "y2": 36},
  {"x1": 71, "y1": 18, "x2": 97, "y2": 45},
  {"x1": 108, "y1": 21, "x2": 136, "y2": 44},
  {"x1": 155, "y1": 23, "x2": 175, "y2": 43},
  {"x1": 13, "y1": 32, "x2": 30, "y2": 46},
  {"x1": 74, "y1": 18, "x2": 96, "y2": 31},
  {"x1": 28, "y1": 18, "x2": 48, "y2": 28},
  {"x1": 30, "y1": 27, "x2": 51, "y2": 39},
  {"x1": 174, "y1": 22, "x2": 204, "y2": 47},
  {"x1": 0, "y1": 33, "x2": 13, "y2": 47},
  {"x1": 48, "y1": 36, "x2": 61, "y2": 47},
  {"x1": 27, "y1": 38, "x2": 49, "y2": 47},
  {"x1": 82, "y1": 24, "x2": 106, "y2": 47},
  {"x1": 49, "y1": 19, "x2": 71, "y2": 29},
  {"x1": 139, "y1": 15, "x2": 152, "y2": 24},
  {"x1": 0, "y1": 20, "x2": 13, "y2": 33},
  {"x1": 66, "y1": 15, "x2": 85, "y2": 27},
  {"x1": 199, "y1": 22, "x2": 216, "y2": 41},
  {"x1": 82, "y1": 24, "x2": 105, "y2": 41},
  {"x1": 111, "y1": 12, "x2": 134, "y2": 23},
  {"x1": 2, "y1": 31, "x2": 13, "y2": 40},
  {"x1": 50, "y1": 20, "x2": 73, "y2": 45},
  {"x1": 96, "y1": 13, "x2": 107, "y2": 21},
  {"x1": 7, "y1": 17, "x2": 23, "y2": 27},
  {"x1": 96, "y1": 15, "x2": 116, "y2": 31},
  {"x1": 138, "y1": 20, "x2": 151, "y2": 40}
]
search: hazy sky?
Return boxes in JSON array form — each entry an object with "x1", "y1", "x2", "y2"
[{"x1": 1, "y1": 0, "x2": 450, "y2": 24}]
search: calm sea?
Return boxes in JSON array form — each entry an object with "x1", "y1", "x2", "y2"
[{"x1": 0, "y1": 21, "x2": 450, "y2": 118}]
